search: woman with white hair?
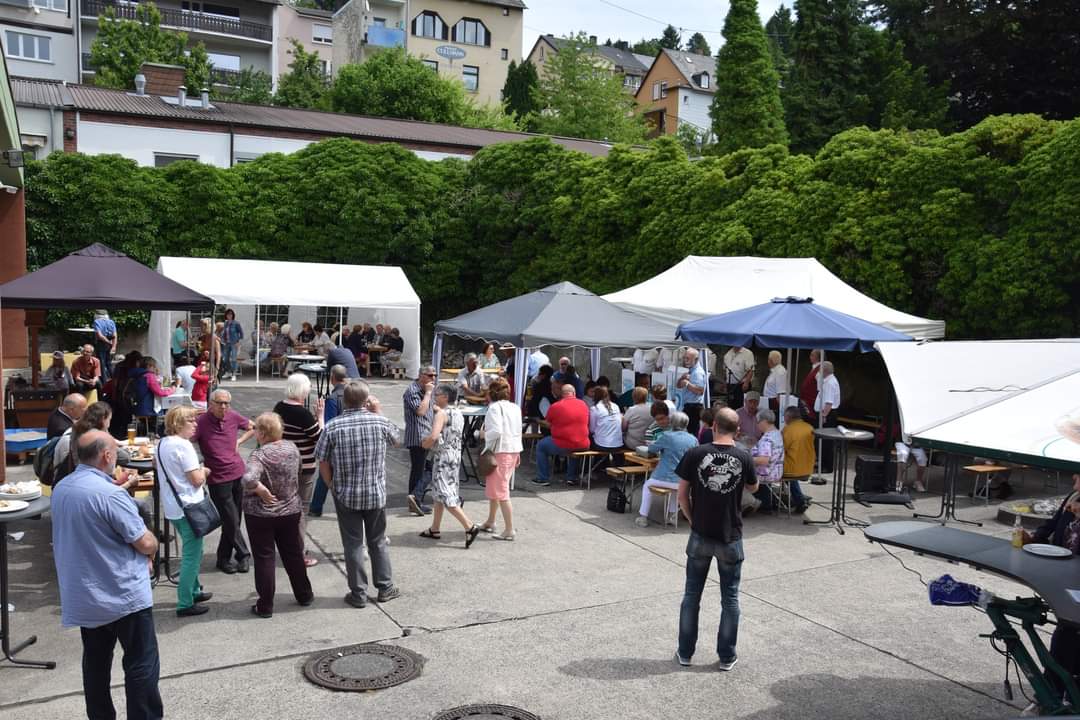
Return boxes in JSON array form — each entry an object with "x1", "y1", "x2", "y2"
[
  {"x1": 269, "y1": 323, "x2": 293, "y2": 376},
  {"x1": 635, "y1": 411, "x2": 698, "y2": 528},
  {"x1": 749, "y1": 407, "x2": 807, "y2": 513},
  {"x1": 273, "y1": 374, "x2": 324, "y2": 566}
]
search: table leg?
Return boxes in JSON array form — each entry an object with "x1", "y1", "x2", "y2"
[
  {"x1": 838, "y1": 440, "x2": 868, "y2": 528},
  {"x1": 804, "y1": 439, "x2": 845, "y2": 535},
  {"x1": 0, "y1": 529, "x2": 55, "y2": 669}
]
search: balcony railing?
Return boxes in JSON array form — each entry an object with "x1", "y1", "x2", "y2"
[
  {"x1": 83, "y1": 0, "x2": 272, "y2": 42},
  {"x1": 365, "y1": 26, "x2": 404, "y2": 48},
  {"x1": 210, "y1": 67, "x2": 240, "y2": 85}
]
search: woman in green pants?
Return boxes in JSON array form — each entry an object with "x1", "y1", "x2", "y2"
[{"x1": 157, "y1": 406, "x2": 214, "y2": 617}]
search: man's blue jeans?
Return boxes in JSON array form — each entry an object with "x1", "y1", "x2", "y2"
[
  {"x1": 678, "y1": 531, "x2": 744, "y2": 663},
  {"x1": 535, "y1": 436, "x2": 579, "y2": 482}
]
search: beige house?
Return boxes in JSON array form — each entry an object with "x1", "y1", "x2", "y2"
[
  {"x1": 276, "y1": 3, "x2": 335, "y2": 80},
  {"x1": 334, "y1": 0, "x2": 523, "y2": 107},
  {"x1": 526, "y1": 34, "x2": 652, "y2": 94}
]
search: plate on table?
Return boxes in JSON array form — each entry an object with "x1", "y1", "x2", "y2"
[
  {"x1": 0, "y1": 481, "x2": 42, "y2": 501},
  {"x1": 1022, "y1": 543, "x2": 1074, "y2": 558},
  {"x1": 0, "y1": 499, "x2": 29, "y2": 513}
]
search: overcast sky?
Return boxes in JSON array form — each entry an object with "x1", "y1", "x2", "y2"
[{"x1": 521, "y1": 0, "x2": 791, "y2": 55}]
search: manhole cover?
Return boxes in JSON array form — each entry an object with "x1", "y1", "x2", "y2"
[
  {"x1": 303, "y1": 644, "x2": 423, "y2": 692},
  {"x1": 432, "y1": 705, "x2": 541, "y2": 720}
]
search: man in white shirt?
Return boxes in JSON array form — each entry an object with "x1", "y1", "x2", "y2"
[
  {"x1": 457, "y1": 353, "x2": 490, "y2": 404},
  {"x1": 762, "y1": 350, "x2": 789, "y2": 412},
  {"x1": 632, "y1": 347, "x2": 661, "y2": 386},
  {"x1": 723, "y1": 346, "x2": 755, "y2": 410},
  {"x1": 814, "y1": 361, "x2": 841, "y2": 473}
]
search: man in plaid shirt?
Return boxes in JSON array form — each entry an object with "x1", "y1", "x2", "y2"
[{"x1": 316, "y1": 380, "x2": 403, "y2": 608}]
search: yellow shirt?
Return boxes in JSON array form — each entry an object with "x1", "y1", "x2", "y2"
[{"x1": 783, "y1": 419, "x2": 816, "y2": 477}]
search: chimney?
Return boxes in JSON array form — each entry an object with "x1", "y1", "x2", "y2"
[
  {"x1": 134, "y1": 73, "x2": 146, "y2": 95},
  {"x1": 589, "y1": 35, "x2": 597, "y2": 45},
  {"x1": 177, "y1": 85, "x2": 187, "y2": 105},
  {"x1": 200, "y1": 88, "x2": 210, "y2": 109},
  {"x1": 138, "y1": 61, "x2": 186, "y2": 97}
]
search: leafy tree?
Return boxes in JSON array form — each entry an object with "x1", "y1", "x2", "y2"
[
  {"x1": 90, "y1": 3, "x2": 211, "y2": 93},
  {"x1": 764, "y1": 4, "x2": 794, "y2": 79},
  {"x1": 659, "y1": 24, "x2": 682, "y2": 50},
  {"x1": 501, "y1": 59, "x2": 540, "y2": 120},
  {"x1": 329, "y1": 48, "x2": 516, "y2": 130},
  {"x1": 273, "y1": 39, "x2": 330, "y2": 109},
  {"x1": 710, "y1": 0, "x2": 788, "y2": 154},
  {"x1": 686, "y1": 32, "x2": 711, "y2": 57},
  {"x1": 631, "y1": 38, "x2": 662, "y2": 56},
  {"x1": 533, "y1": 33, "x2": 647, "y2": 144},
  {"x1": 868, "y1": 0, "x2": 1080, "y2": 128},
  {"x1": 225, "y1": 67, "x2": 273, "y2": 104}
]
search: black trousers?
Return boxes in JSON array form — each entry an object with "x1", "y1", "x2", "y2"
[
  {"x1": 209, "y1": 478, "x2": 250, "y2": 564},
  {"x1": 407, "y1": 445, "x2": 430, "y2": 500},
  {"x1": 727, "y1": 383, "x2": 745, "y2": 410},
  {"x1": 684, "y1": 403, "x2": 703, "y2": 438},
  {"x1": 819, "y1": 413, "x2": 838, "y2": 473},
  {"x1": 1046, "y1": 625, "x2": 1080, "y2": 700},
  {"x1": 80, "y1": 607, "x2": 162, "y2": 720}
]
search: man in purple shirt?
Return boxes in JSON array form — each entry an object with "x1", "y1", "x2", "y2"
[{"x1": 193, "y1": 388, "x2": 255, "y2": 573}]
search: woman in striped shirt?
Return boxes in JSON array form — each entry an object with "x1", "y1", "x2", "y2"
[{"x1": 273, "y1": 374, "x2": 324, "y2": 567}]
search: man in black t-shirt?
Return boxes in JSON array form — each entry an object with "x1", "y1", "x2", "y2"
[{"x1": 674, "y1": 406, "x2": 757, "y2": 671}]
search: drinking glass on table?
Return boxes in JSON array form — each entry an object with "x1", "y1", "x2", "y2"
[{"x1": 127, "y1": 422, "x2": 137, "y2": 446}]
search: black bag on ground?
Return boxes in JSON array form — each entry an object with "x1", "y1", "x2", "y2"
[{"x1": 607, "y1": 484, "x2": 628, "y2": 513}]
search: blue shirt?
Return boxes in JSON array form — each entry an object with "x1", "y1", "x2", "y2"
[
  {"x1": 676, "y1": 365, "x2": 706, "y2": 408},
  {"x1": 327, "y1": 346, "x2": 360, "y2": 379},
  {"x1": 649, "y1": 429, "x2": 699, "y2": 482},
  {"x1": 553, "y1": 371, "x2": 584, "y2": 399},
  {"x1": 93, "y1": 316, "x2": 117, "y2": 342},
  {"x1": 222, "y1": 319, "x2": 243, "y2": 344},
  {"x1": 171, "y1": 326, "x2": 187, "y2": 355},
  {"x1": 51, "y1": 465, "x2": 152, "y2": 628}
]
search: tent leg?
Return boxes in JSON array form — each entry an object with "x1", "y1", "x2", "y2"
[{"x1": 255, "y1": 305, "x2": 260, "y2": 384}]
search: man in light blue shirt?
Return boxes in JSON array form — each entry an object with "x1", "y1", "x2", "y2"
[
  {"x1": 675, "y1": 347, "x2": 707, "y2": 436},
  {"x1": 52, "y1": 429, "x2": 162, "y2": 720},
  {"x1": 527, "y1": 348, "x2": 550, "y2": 379},
  {"x1": 92, "y1": 309, "x2": 118, "y2": 381}
]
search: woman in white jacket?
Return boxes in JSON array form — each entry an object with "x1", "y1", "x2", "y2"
[{"x1": 480, "y1": 377, "x2": 522, "y2": 541}]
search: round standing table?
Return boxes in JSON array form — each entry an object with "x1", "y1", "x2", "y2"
[
  {"x1": 0, "y1": 495, "x2": 54, "y2": 669},
  {"x1": 803, "y1": 427, "x2": 873, "y2": 535}
]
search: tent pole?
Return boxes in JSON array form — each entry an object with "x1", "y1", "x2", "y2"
[
  {"x1": 255, "y1": 305, "x2": 260, "y2": 384},
  {"x1": 816, "y1": 349, "x2": 826, "y2": 479}
]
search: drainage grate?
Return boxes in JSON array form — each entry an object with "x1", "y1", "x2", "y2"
[
  {"x1": 302, "y1": 644, "x2": 423, "y2": 692},
  {"x1": 432, "y1": 705, "x2": 541, "y2": 720}
]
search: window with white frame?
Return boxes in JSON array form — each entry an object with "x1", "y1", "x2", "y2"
[
  {"x1": 412, "y1": 10, "x2": 447, "y2": 40},
  {"x1": 5, "y1": 31, "x2": 51, "y2": 62},
  {"x1": 154, "y1": 153, "x2": 199, "y2": 167},
  {"x1": 623, "y1": 74, "x2": 640, "y2": 90},
  {"x1": 422, "y1": 59, "x2": 438, "y2": 72},
  {"x1": 462, "y1": 65, "x2": 478, "y2": 92},
  {"x1": 695, "y1": 72, "x2": 710, "y2": 89},
  {"x1": 257, "y1": 305, "x2": 290, "y2": 328},
  {"x1": 33, "y1": 0, "x2": 67, "y2": 12},
  {"x1": 315, "y1": 307, "x2": 346, "y2": 330},
  {"x1": 660, "y1": 81, "x2": 668, "y2": 98},
  {"x1": 452, "y1": 17, "x2": 489, "y2": 46},
  {"x1": 372, "y1": 17, "x2": 386, "y2": 27},
  {"x1": 320, "y1": 59, "x2": 332, "y2": 78},
  {"x1": 651, "y1": 81, "x2": 660, "y2": 101},
  {"x1": 313, "y1": 23, "x2": 332, "y2": 44},
  {"x1": 500, "y1": 48, "x2": 508, "y2": 60}
]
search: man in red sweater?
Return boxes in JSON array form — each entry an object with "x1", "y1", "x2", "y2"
[
  {"x1": 798, "y1": 349, "x2": 822, "y2": 421},
  {"x1": 534, "y1": 384, "x2": 590, "y2": 487}
]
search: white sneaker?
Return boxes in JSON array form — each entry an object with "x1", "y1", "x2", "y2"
[
  {"x1": 914, "y1": 481, "x2": 927, "y2": 493},
  {"x1": 1020, "y1": 702, "x2": 1040, "y2": 717},
  {"x1": 717, "y1": 657, "x2": 738, "y2": 672},
  {"x1": 634, "y1": 516, "x2": 649, "y2": 528}
]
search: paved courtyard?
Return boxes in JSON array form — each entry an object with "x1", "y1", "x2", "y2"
[{"x1": 0, "y1": 377, "x2": 1059, "y2": 719}]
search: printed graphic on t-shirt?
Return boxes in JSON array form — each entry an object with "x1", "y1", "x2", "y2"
[{"x1": 697, "y1": 451, "x2": 743, "y2": 495}]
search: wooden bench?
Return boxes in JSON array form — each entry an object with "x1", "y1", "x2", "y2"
[
  {"x1": 964, "y1": 464, "x2": 1010, "y2": 505},
  {"x1": 572, "y1": 450, "x2": 606, "y2": 489},
  {"x1": 647, "y1": 486, "x2": 679, "y2": 528},
  {"x1": 521, "y1": 431, "x2": 543, "y2": 460}
]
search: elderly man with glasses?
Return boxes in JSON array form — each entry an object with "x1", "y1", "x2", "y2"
[
  {"x1": 193, "y1": 389, "x2": 255, "y2": 573},
  {"x1": 403, "y1": 365, "x2": 436, "y2": 515}
]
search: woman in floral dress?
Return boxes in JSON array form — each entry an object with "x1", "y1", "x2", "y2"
[{"x1": 419, "y1": 384, "x2": 482, "y2": 548}]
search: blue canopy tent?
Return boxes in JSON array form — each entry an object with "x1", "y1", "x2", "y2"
[{"x1": 676, "y1": 297, "x2": 916, "y2": 521}]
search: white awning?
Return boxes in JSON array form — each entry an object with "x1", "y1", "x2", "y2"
[{"x1": 603, "y1": 256, "x2": 945, "y2": 339}]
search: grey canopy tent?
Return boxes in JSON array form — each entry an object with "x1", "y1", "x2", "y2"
[{"x1": 432, "y1": 282, "x2": 697, "y2": 405}]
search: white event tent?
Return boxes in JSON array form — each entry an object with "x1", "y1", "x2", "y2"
[
  {"x1": 877, "y1": 340, "x2": 1080, "y2": 471},
  {"x1": 148, "y1": 257, "x2": 421, "y2": 379},
  {"x1": 603, "y1": 256, "x2": 945, "y2": 339}
]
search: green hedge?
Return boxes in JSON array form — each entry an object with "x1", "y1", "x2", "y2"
[{"x1": 25, "y1": 113, "x2": 1080, "y2": 338}]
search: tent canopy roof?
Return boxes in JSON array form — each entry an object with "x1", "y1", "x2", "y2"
[
  {"x1": 0, "y1": 243, "x2": 214, "y2": 311},
  {"x1": 156, "y1": 256, "x2": 420, "y2": 308},
  {"x1": 879, "y1": 340, "x2": 1080, "y2": 472},
  {"x1": 604, "y1": 256, "x2": 945, "y2": 339},
  {"x1": 676, "y1": 297, "x2": 913, "y2": 352},
  {"x1": 435, "y1": 281, "x2": 681, "y2": 348}
]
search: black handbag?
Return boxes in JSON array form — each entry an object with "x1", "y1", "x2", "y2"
[
  {"x1": 157, "y1": 452, "x2": 221, "y2": 538},
  {"x1": 607, "y1": 484, "x2": 628, "y2": 514}
]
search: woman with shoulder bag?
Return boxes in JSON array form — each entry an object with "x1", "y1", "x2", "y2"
[
  {"x1": 419, "y1": 385, "x2": 482, "y2": 548},
  {"x1": 480, "y1": 377, "x2": 522, "y2": 541},
  {"x1": 157, "y1": 406, "x2": 214, "y2": 618}
]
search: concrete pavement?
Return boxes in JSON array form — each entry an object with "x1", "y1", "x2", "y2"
[{"x1": 0, "y1": 377, "x2": 1059, "y2": 718}]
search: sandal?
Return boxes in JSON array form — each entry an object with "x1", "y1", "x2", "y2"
[
  {"x1": 419, "y1": 528, "x2": 441, "y2": 539},
  {"x1": 493, "y1": 532, "x2": 516, "y2": 541},
  {"x1": 465, "y1": 524, "x2": 481, "y2": 549},
  {"x1": 479, "y1": 524, "x2": 496, "y2": 534},
  {"x1": 304, "y1": 556, "x2": 319, "y2": 567}
]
